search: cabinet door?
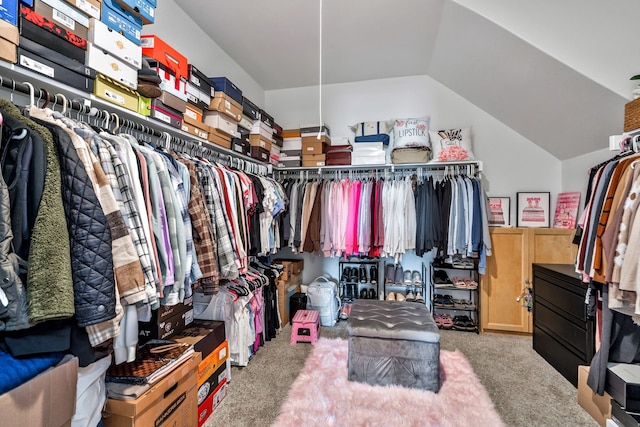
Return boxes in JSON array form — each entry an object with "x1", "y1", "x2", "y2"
[
  {"x1": 529, "y1": 228, "x2": 578, "y2": 268},
  {"x1": 481, "y1": 228, "x2": 531, "y2": 333}
]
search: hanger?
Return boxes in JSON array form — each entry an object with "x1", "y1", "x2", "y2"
[{"x1": 55, "y1": 93, "x2": 68, "y2": 115}]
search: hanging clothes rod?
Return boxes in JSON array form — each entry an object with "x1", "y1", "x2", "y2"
[
  {"x1": 0, "y1": 72, "x2": 271, "y2": 176},
  {"x1": 275, "y1": 160, "x2": 483, "y2": 174}
]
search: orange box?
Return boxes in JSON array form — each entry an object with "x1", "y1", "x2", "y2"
[
  {"x1": 141, "y1": 35, "x2": 188, "y2": 83},
  {"x1": 198, "y1": 340, "x2": 229, "y2": 387},
  {"x1": 184, "y1": 103, "x2": 203, "y2": 122},
  {"x1": 282, "y1": 129, "x2": 301, "y2": 138},
  {"x1": 207, "y1": 126, "x2": 232, "y2": 149}
]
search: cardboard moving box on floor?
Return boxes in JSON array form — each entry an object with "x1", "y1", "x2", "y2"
[
  {"x1": 0, "y1": 355, "x2": 78, "y2": 427},
  {"x1": 103, "y1": 353, "x2": 201, "y2": 427},
  {"x1": 578, "y1": 365, "x2": 612, "y2": 426}
]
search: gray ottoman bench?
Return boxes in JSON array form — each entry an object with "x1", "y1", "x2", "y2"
[{"x1": 346, "y1": 300, "x2": 440, "y2": 392}]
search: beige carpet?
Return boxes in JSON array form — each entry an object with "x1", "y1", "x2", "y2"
[{"x1": 204, "y1": 322, "x2": 599, "y2": 427}]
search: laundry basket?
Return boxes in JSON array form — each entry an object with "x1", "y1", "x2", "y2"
[{"x1": 306, "y1": 276, "x2": 341, "y2": 327}]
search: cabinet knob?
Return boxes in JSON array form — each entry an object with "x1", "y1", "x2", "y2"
[{"x1": 524, "y1": 279, "x2": 530, "y2": 285}]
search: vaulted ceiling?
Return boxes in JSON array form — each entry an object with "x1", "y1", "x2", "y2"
[{"x1": 175, "y1": 0, "x2": 640, "y2": 160}]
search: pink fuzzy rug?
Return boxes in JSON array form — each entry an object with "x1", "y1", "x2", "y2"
[{"x1": 273, "y1": 338, "x2": 504, "y2": 427}]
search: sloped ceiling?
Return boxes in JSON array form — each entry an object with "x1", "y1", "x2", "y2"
[{"x1": 174, "y1": 0, "x2": 639, "y2": 160}]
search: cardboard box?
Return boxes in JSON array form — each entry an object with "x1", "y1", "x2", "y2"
[
  {"x1": 138, "y1": 96, "x2": 151, "y2": 116},
  {"x1": 208, "y1": 76, "x2": 242, "y2": 105},
  {"x1": 302, "y1": 140, "x2": 327, "y2": 154},
  {"x1": 0, "y1": 355, "x2": 78, "y2": 427},
  {"x1": 302, "y1": 154, "x2": 326, "y2": 167},
  {"x1": 150, "y1": 99, "x2": 183, "y2": 130},
  {"x1": 172, "y1": 320, "x2": 225, "y2": 359},
  {"x1": 88, "y1": 17, "x2": 141, "y2": 69},
  {"x1": 19, "y1": 35, "x2": 95, "y2": 77},
  {"x1": 0, "y1": 38, "x2": 16, "y2": 63},
  {"x1": 607, "y1": 363, "x2": 640, "y2": 412},
  {"x1": 138, "y1": 307, "x2": 194, "y2": 342},
  {"x1": 17, "y1": 47, "x2": 94, "y2": 92},
  {"x1": 157, "y1": 296, "x2": 193, "y2": 323},
  {"x1": 250, "y1": 146, "x2": 269, "y2": 162},
  {"x1": 63, "y1": 0, "x2": 101, "y2": 19},
  {"x1": 158, "y1": 90, "x2": 187, "y2": 115},
  {"x1": 112, "y1": 0, "x2": 154, "y2": 25},
  {"x1": 103, "y1": 353, "x2": 201, "y2": 427},
  {"x1": 208, "y1": 92, "x2": 242, "y2": 122},
  {"x1": 141, "y1": 34, "x2": 188, "y2": 82},
  {"x1": 277, "y1": 279, "x2": 300, "y2": 326},
  {"x1": 34, "y1": 0, "x2": 89, "y2": 40},
  {"x1": 0, "y1": 0, "x2": 18, "y2": 26},
  {"x1": 282, "y1": 129, "x2": 301, "y2": 138},
  {"x1": 197, "y1": 380, "x2": 227, "y2": 427},
  {"x1": 0, "y1": 18, "x2": 18, "y2": 45},
  {"x1": 579, "y1": 365, "x2": 612, "y2": 426},
  {"x1": 101, "y1": 0, "x2": 141, "y2": 46},
  {"x1": 238, "y1": 115, "x2": 254, "y2": 131},
  {"x1": 275, "y1": 259, "x2": 304, "y2": 275},
  {"x1": 184, "y1": 103, "x2": 204, "y2": 122},
  {"x1": 203, "y1": 111, "x2": 238, "y2": 137},
  {"x1": 302, "y1": 135, "x2": 330, "y2": 146},
  {"x1": 20, "y1": 4, "x2": 87, "y2": 50},
  {"x1": 86, "y1": 42, "x2": 138, "y2": 90},
  {"x1": 249, "y1": 134, "x2": 272, "y2": 151},
  {"x1": 94, "y1": 73, "x2": 138, "y2": 111},
  {"x1": 181, "y1": 121, "x2": 209, "y2": 140},
  {"x1": 207, "y1": 127, "x2": 232, "y2": 149},
  {"x1": 197, "y1": 340, "x2": 229, "y2": 387}
]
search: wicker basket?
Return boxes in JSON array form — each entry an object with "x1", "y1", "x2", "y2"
[{"x1": 624, "y1": 98, "x2": 640, "y2": 132}]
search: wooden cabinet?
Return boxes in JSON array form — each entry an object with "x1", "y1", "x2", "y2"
[{"x1": 480, "y1": 228, "x2": 577, "y2": 334}]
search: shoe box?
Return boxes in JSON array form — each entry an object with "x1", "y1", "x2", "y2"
[
  {"x1": 578, "y1": 365, "x2": 611, "y2": 426},
  {"x1": 209, "y1": 76, "x2": 242, "y2": 105},
  {"x1": 103, "y1": 353, "x2": 201, "y2": 427},
  {"x1": 101, "y1": 0, "x2": 142, "y2": 46},
  {"x1": 32, "y1": 0, "x2": 90, "y2": 41},
  {"x1": 171, "y1": 320, "x2": 226, "y2": 361},
  {"x1": 19, "y1": 35, "x2": 95, "y2": 78},
  {"x1": 94, "y1": 73, "x2": 139, "y2": 112},
  {"x1": 607, "y1": 363, "x2": 640, "y2": 413},
  {"x1": 270, "y1": 144, "x2": 281, "y2": 166},
  {"x1": 88, "y1": 18, "x2": 142, "y2": 69},
  {"x1": 250, "y1": 134, "x2": 272, "y2": 152},
  {"x1": 86, "y1": 42, "x2": 138, "y2": 90},
  {"x1": 0, "y1": 19, "x2": 18, "y2": 63},
  {"x1": 207, "y1": 125, "x2": 233, "y2": 150},
  {"x1": 112, "y1": 0, "x2": 154, "y2": 25},
  {"x1": 145, "y1": 59, "x2": 187, "y2": 102},
  {"x1": 138, "y1": 303, "x2": 194, "y2": 343},
  {"x1": 209, "y1": 92, "x2": 243, "y2": 122},
  {"x1": 302, "y1": 153, "x2": 326, "y2": 167},
  {"x1": 250, "y1": 146, "x2": 269, "y2": 163},
  {"x1": 0, "y1": 355, "x2": 78, "y2": 427},
  {"x1": 17, "y1": 47, "x2": 94, "y2": 92},
  {"x1": 203, "y1": 110, "x2": 239, "y2": 138},
  {"x1": 20, "y1": 4, "x2": 87, "y2": 54},
  {"x1": 62, "y1": 0, "x2": 101, "y2": 20},
  {"x1": 259, "y1": 109, "x2": 274, "y2": 128},
  {"x1": 197, "y1": 379, "x2": 227, "y2": 427},
  {"x1": 187, "y1": 64, "x2": 214, "y2": 111},
  {"x1": 242, "y1": 97, "x2": 260, "y2": 121},
  {"x1": 274, "y1": 259, "x2": 305, "y2": 277},
  {"x1": 142, "y1": 34, "x2": 189, "y2": 82},
  {"x1": 0, "y1": 0, "x2": 18, "y2": 26},
  {"x1": 181, "y1": 115, "x2": 209, "y2": 140}
]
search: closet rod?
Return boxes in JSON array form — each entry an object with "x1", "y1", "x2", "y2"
[
  {"x1": 0, "y1": 72, "x2": 272, "y2": 176},
  {"x1": 275, "y1": 160, "x2": 483, "y2": 173}
]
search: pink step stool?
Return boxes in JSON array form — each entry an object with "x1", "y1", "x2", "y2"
[{"x1": 290, "y1": 309, "x2": 321, "y2": 345}]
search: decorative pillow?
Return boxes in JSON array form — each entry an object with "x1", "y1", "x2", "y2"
[
  {"x1": 392, "y1": 117, "x2": 430, "y2": 149},
  {"x1": 428, "y1": 127, "x2": 474, "y2": 162},
  {"x1": 350, "y1": 121, "x2": 394, "y2": 145}
]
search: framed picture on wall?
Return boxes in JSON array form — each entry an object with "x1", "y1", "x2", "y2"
[
  {"x1": 553, "y1": 192, "x2": 581, "y2": 229},
  {"x1": 488, "y1": 197, "x2": 510, "y2": 227},
  {"x1": 516, "y1": 192, "x2": 551, "y2": 228}
]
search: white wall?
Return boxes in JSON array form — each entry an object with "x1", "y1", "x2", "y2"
[
  {"x1": 266, "y1": 75, "x2": 562, "y2": 282},
  {"x1": 145, "y1": 0, "x2": 265, "y2": 105}
]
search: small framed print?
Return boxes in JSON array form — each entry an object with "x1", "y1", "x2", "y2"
[
  {"x1": 488, "y1": 197, "x2": 510, "y2": 227},
  {"x1": 553, "y1": 192, "x2": 581, "y2": 229},
  {"x1": 517, "y1": 192, "x2": 551, "y2": 228}
]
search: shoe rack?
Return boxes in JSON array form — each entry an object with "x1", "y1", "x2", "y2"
[
  {"x1": 382, "y1": 263, "x2": 427, "y2": 304},
  {"x1": 431, "y1": 257, "x2": 480, "y2": 333},
  {"x1": 338, "y1": 257, "x2": 381, "y2": 302}
]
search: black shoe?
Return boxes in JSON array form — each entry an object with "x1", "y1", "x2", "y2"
[
  {"x1": 341, "y1": 267, "x2": 351, "y2": 282},
  {"x1": 359, "y1": 264, "x2": 367, "y2": 283},
  {"x1": 370, "y1": 265, "x2": 378, "y2": 284},
  {"x1": 350, "y1": 284, "x2": 358, "y2": 299},
  {"x1": 368, "y1": 289, "x2": 377, "y2": 300},
  {"x1": 349, "y1": 268, "x2": 358, "y2": 283},
  {"x1": 360, "y1": 288, "x2": 368, "y2": 299}
]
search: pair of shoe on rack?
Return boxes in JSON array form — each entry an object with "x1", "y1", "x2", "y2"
[
  {"x1": 404, "y1": 286, "x2": 425, "y2": 303},
  {"x1": 384, "y1": 264, "x2": 422, "y2": 285},
  {"x1": 359, "y1": 288, "x2": 377, "y2": 299},
  {"x1": 386, "y1": 290, "x2": 424, "y2": 303},
  {"x1": 358, "y1": 264, "x2": 378, "y2": 284}
]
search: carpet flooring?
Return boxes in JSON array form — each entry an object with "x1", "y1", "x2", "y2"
[
  {"x1": 203, "y1": 322, "x2": 599, "y2": 427},
  {"x1": 273, "y1": 338, "x2": 504, "y2": 427}
]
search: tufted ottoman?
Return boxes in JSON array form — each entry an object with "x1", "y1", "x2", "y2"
[{"x1": 346, "y1": 300, "x2": 440, "y2": 392}]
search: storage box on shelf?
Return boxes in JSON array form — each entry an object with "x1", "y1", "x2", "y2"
[
  {"x1": 33, "y1": 0, "x2": 90, "y2": 40},
  {"x1": 431, "y1": 257, "x2": 479, "y2": 333},
  {"x1": 101, "y1": 0, "x2": 142, "y2": 45},
  {"x1": 0, "y1": 19, "x2": 18, "y2": 64}
]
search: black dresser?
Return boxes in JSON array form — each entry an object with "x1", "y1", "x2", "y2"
[{"x1": 532, "y1": 263, "x2": 595, "y2": 387}]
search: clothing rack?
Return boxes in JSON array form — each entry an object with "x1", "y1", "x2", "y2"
[
  {"x1": 274, "y1": 160, "x2": 483, "y2": 180},
  {"x1": 0, "y1": 70, "x2": 271, "y2": 176}
]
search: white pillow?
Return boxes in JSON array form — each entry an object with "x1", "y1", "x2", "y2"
[
  {"x1": 428, "y1": 128, "x2": 475, "y2": 162},
  {"x1": 392, "y1": 117, "x2": 430, "y2": 149}
]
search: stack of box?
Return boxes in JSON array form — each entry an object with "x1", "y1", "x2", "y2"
[
  {"x1": 206, "y1": 77, "x2": 243, "y2": 149},
  {"x1": 271, "y1": 122, "x2": 283, "y2": 166},
  {"x1": 15, "y1": 1, "x2": 97, "y2": 93},
  {"x1": 326, "y1": 136, "x2": 352, "y2": 166},
  {"x1": 273, "y1": 259, "x2": 304, "y2": 326},
  {"x1": 172, "y1": 320, "x2": 229, "y2": 427},
  {"x1": 605, "y1": 363, "x2": 640, "y2": 426},
  {"x1": 279, "y1": 128, "x2": 302, "y2": 167},
  {"x1": 180, "y1": 63, "x2": 214, "y2": 140},
  {"x1": 235, "y1": 97, "x2": 260, "y2": 156},
  {"x1": 0, "y1": 13, "x2": 18, "y2": 64},
  {"x1": 301, "y1": 124, "x2": 330, "y2": 167},
  {"x1": 352, "y1": 141, "x2": 386, "y2": 165},
  {"x1": 249, "y1": 108, "x2": 274, "y2": 163},
  {"x1": 104, "y1": 353, "x2": 201, "y2": 427},
  {"x1": 141, "y1": 35, "x2": 189, "y2": 127},
  {"x1": 138, "y1": 295, "x2": 195, "y2": 343}
]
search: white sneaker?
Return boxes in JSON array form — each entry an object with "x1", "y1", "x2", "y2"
[
  {"x1": 396, "y1": 293, "x2": 406, "y2": 302},
  {"x1": 406, "y1": 287, "x2": 415, "y2": 302}
]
